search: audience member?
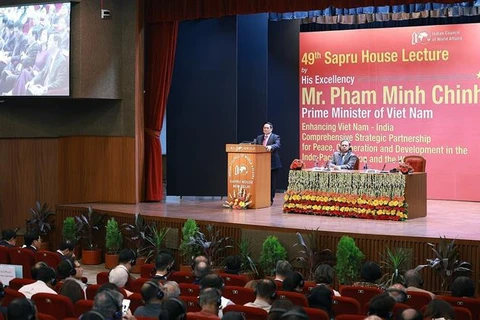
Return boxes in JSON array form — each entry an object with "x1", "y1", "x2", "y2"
[
  {"x1": 307, "y1": 285, "x2": 333, "y2": 318},
  {"x1": 56, "y1": 240, "x2": 75, "y2": 260},
  {"x1": 57, "y1": 258, "x2": 87, "y2": 298},
  {"x1": 451, "y1": 276, "x2": 475, "y2": 297},
  {"x1": 163, "y1": 280, "x2": 181, "y2": 299},
  {"x1": 244, "y1": 279, "x2": 258, "y2": 290},
  {"x1": 282, "y1": 271, "x2": 304, "y2": 292},
  {"x1": 222, "y1": 311, "x2": 246, "y2": 320},
  {"x1": 399, "y1": 308, "x2": 423, "y2": 320},
  {"x1": 7, "y1": 298, "x2": 38, "y2": 320},
  {"x1": 134, "y1": 280, "x2": 165, "y2": 318},
  {"x1": 193, "y1": 260, "x2": 210, "y2": 284},
  {"x1": 200, "y1": 273, "x2": 235, "y2": 317},
  {"x1": 22, "y1": 231, "x2": 41, "y2": 252},
  {"x1": 187, "y1": 287, "x2": 222, "y2": 319},
  {"x1": 59, "y1": 278, "x2": 85, "y2": 304},
  {"x1": 108, "y1": 249, "x2": 136, "y2": 295},
  {"x1": 423, "y1": 299, "x2": 455, "y2": 320},
  {"x1": 386, "y1": 283, "x2": 407, "y2": 303},
  {"x1": 19, "y1": 262, "x2": 57, "y2": 298},
  {"x1": 91, "y1": 289, "x2": 133, "y2": 320},
  {"x1": 224, "y1": 255, "x2": 242, "y2": 274},
  {"x1": 159, "y1": 297, "x2": 187, "y2": 320},
  {"x1": 274, "y1": 260, "x2": 293, "y2": 287},
  {"x1": 279, "y1": 306, "x2": 308, "y2": 320},
  {"x1": 313, "y1": 264, "x2": 340, "y2": 296},
  {"x1": 404, "y1": 269, "x2": 435, "y2": 299},
  {"x1": 152, "y1": 252, "x2": 175, "y2": 281},
  {"x1": 353, "y1": 261, "x2": 382, "y2": 288},
  {"x1": 0, "y1": 229, "x2": 16, "y2": 247},
  {"x1": 268, "y1": 299, "x2": 294, "y2": 320},
  {"x1": 244, "y1": 278, "x2": 277, "y2": 312},
  {"x1": 367, "y1": 293, "x2": 395, "y2": 319}
]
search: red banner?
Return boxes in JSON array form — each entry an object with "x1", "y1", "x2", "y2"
[{"x1": 299, "y1": 24, "x2": 480, "y2": 201}]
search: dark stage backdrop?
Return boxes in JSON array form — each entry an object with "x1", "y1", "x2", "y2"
[{"x1": 167, "y1": 15, "x2": 300, "y2": 196}]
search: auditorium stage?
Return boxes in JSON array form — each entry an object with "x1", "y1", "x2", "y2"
[{"x1": 61, "y1": 195, "x2": 480, "y2": 242}]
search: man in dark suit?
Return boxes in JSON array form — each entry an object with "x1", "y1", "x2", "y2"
[
  {"x1": 256, "y1": 122, "x2": 281, "y2": 205},
  {"x1": 0, "y1": 229, "x2": 16, "y2": 247},
  {"x1": 22, "y1": 231, "x2": 41, "y2": 252},
  {"x1": 328, "y1": 139, "x2": 358, "y2": 170}
]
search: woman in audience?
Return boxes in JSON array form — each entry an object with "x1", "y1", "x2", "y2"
[
  {"x1": 423, "y1": 300, "x2": 455, "y2": 320},
  {"x1": 353, "y1": 261, "x2": 383, "y2": 288},
  {"x1": 282, "y1": 271, "x2": 304, "y2": 292},
  {"x1": 59, "y1": 279, "x2": 85, "y2": 304},
  {"x1": 313, "y1": 264, "x2": 340, "y2": 296},
  {"x1": 451, "y1": 276, "x2": 475, "y2": 298}
]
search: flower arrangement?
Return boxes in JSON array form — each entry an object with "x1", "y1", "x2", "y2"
[
  {"x1": 290, "y1": 159, "x2": 304, "y2": 170},
  {"x1": 223, "y1": 187, "x2": 252, "y2": 209},
  {"x1": 283, "y1": 170, "x2": 409, "y2": 221}
]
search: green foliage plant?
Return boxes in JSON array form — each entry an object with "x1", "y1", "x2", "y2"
[
  {"x1": 142, "y1": 223, "x2": 170, "y2": 263},
  {"x1": 105, "y1": 218, "x2": 123, "y2": 255},
  {"x1": 188, "y1": 224, "x2": 233, "y2": 266},
  {"x1": 237, "y1": 239, "x2": 259, "y2": 276},
  {"x1": 179, "y1": 218, "x2": 201, "y2": 265},
  {"x1": 379, "y1": 247, "x2": 410, "y2": 287},
  {"x1": 335, "y1": 235, "x2": 365, "y2": 285},
  {"x1": 259, "y1": 235, "x2": 287, "y2": 277},
  {"x1": 62, "y1": 217, "x2": 78, "y2": 243}
]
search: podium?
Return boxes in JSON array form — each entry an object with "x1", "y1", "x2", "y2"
[{"x1": 225, "y1": 144, "x2": 271, "y2": 209}]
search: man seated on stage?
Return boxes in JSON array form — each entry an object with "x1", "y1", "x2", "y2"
[{"x1": 328, "y1": 139, "x2": 358, "y2": 170}]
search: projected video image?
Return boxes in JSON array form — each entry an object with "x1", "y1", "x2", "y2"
[{"x1": 0, "y1": 2, "x2": 70, "y2": 96}]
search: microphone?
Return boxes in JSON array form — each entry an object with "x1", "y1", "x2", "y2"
[
  {"x1": 253, "y1": 138, "x2": 256, "y2": 145},
  {"x1": 381, "y1": 160, "x2": 397, "y2": 173}
]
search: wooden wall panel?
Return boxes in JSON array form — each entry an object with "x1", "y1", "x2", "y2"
[
  {"x1": 58, "y1": 137, "x2": 136, "y2": 204},
  {"x1": 0, "y1": 138, "x2": 58, "y2": 231}
]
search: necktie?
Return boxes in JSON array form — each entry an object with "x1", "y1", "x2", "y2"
[{"x1": 263, "y1": 135, "x2": 268, "y2": 146}]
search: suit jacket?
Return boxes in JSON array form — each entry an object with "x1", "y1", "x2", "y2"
[
  {"x1": 256, "y1": 133, "x2": 282, "y2": 170},
  {"x1": 0, "y1": 240, "x2": 14, "y2": 248},
  {"x1": 329, "y1": 150, "x2": 358, "y2": 170},
  {"x1": 33, "y1": 49, "x2": 68, "y2": 91}
]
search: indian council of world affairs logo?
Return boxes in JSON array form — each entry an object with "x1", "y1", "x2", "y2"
[
  {"x1": 411, "y1": 31, "x2": 431, "y2": 45},
  {"x1": 228, "y1": 154, "x2": 255, "y2": 180}
]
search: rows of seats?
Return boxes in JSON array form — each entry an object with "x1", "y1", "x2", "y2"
[{"x1": 0, "y1": 247, "x2": 62, "y2": 279}]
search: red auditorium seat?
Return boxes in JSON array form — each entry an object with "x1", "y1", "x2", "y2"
[{"x1": 32, "y1": 292, "x2": 75, "y2": 319}]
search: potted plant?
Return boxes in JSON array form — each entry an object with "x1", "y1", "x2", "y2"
[
  {"x1": 62, "y1": 216, "x2": 80, "y2": 257},
  {"x1": 121, "y1": 213, "x2": 149, "y2": 272},
  {"x1": 188, "y1": 224, "x2": 233, "y2": 268},
  {"x1": 75, "y1": 207, "x2": 106, "y2": 265},
  {"x1": 179, "y1": 218, "x2": 201, "y2": 271},
  {"x1": 141, "y1": 222, "x2": 170, "y2": 263},
  {"x1": 293, "y1": 230, "x2": 332, "y2": 280},
  {"x1": 379, "y1": 247, "x2": 410, "y2": 287},
  {"x1": 259, "y1": 235, "x2": 287, "y2": 277},
  {"x1": 237, "y1": 238, "x2": 259, "y2": 278},
  {"x1": 105, "y1": 218, "x2": 123, "y2": 269},
  {"x1": 26, "y1": 201, "x2": 55, "y2": 250},
  {"x1": 335, "y1": 235, "x2": 365, "y2": 285},
  {"x1": 417, "y1": 236, "x2": 472, "y2": 293}
]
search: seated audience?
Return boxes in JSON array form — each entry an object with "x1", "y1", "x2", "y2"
[
  {"x1": 56, "y1": 240, "x2": 75, "y2": 260},
  {"x1": 59, "y1": 278, "x2": 85, "y2": 304},
  {"x1": 367, "y1": 293, "x2": 395, "y2": 319},
  {"x1": 187, "y1": 287, "x2": 222, "y2": 319},
  {"x1": 451, "y1": 276, "x2": 475, "y2": 297},
  {"x1": 282, "y1": 271, "x2": 304, "y2": 292},
  {"x1": 7, "y1": 298, "x2": 38, "y2": 320},
  {"x1": 90, "y1": 289, "x2": 134, "y2": 320},
  {"x1": 134, "y1": 280, "x2": 165, "y2": 318},
  {"x1": 279, "y1": 306, "x2": 308, "y2": 320},
  {"x1": 224, "y1": 255, "x2": 242, "y2": 274},
  {"x1": 244, "y1": 278, "x2": 277, "y2": 312},
  {"x1": 399, "y1": 308, "x2": 423, "y2": 320},
  {"x1": 268, "y1": 299, "x2": 294, "y2": 320},
  {"x1": 245, "y1": 279, "x2": 258, "y2": 290},
  {"x1": 222, "y1": 311, "x2": 246, "y2": 320},
  {"x1": 0, "y1": 229, "x2": 16, "y2": 247},
  {"x1": 108, "y1": 249, "x2": 136, "y2": 295},
  {"x1": 200, "y1": 273, "x2": 235, "y2": 317},
  {"x1": 57, "y1": 258, "x2": 87, "y2": 298},
  {"x1": 386, "y1": 283, "x2": 407, "y2": 303},
  {"x1": 423, "y1": 300, "x2": 455, "y2": 320},
  {"x1": 152, "y1": 252, "x2": 175, "y2": 281},
  {"x1": 314, "y1": 264, "x2": 340, "y2": 296},
  {"x1": 307, "y1": 285, "x2": 333, "y2": 318},
  {"x1": 19, "y1": 262, "x2": 58, "y2": 298},
  {"x1": 404, "y1": 269, "x2": 435, "y2": 299},
  {"x1": 353, "y1": 261, "x2": 382, "y2": 288},
  {"x1": 163, "y1": 280, "x2": 181, "y2": 298},
  {"x1": 159, "y1": 297, "x2": 187, "y2": 320},
  {"x1": 193, "y1": 260, "x2": 210, "y2": 284},
  {"x1": 22, "y1": 231, "x2": 41, "y2": 252},
  {"x1": 274, "y1": 260, "x2": 293, "y2": 285}
]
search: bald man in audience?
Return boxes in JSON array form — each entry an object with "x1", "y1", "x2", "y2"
[{"x1": 404, "y1": 269, "x2": 435, "y2": 299}]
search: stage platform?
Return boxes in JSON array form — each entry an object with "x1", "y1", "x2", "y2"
[{"x1": 55, "y1": 195, "x2": 480, "y2": 292}]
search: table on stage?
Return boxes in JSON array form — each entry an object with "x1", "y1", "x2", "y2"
[{"x1": 283, "y1": 169, "x2": 426, "y2": 220}]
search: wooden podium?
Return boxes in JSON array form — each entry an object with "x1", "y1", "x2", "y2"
[{"x1": 226, "y1": 144, "x2": 271, "y2": 209}]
